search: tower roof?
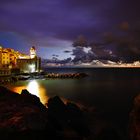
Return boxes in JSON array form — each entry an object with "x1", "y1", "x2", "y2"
[{"x1": 31, "y1": 46, "x2": 36, "y2": 50}]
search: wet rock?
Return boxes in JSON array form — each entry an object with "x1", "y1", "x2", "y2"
[
  {"x1": 129, "y1": 94, "x2": 140, "y2": 140},
  {"x1": 47, "y1": 96, "x2": 68, "y2": 129},
  {"x1": 0, "y1": 87, "x2": 91, "y2": 139},
  {"x1": 47, "y1": 96, "x2": 90, "y2": 138},
  {"x1": 0, "y1": 86, "x2": 125, "y2": 140},
  {"x1": 45, "y1": 72, "x2": 88, "y2": 79},
  {"x1": 94, "y1": 127, "x2": 121, "y2": 140},
  {"x1": 0, "y1": 87, "x2": 48, "y2": 132},
  {"x1": 66, "y1": 102, "x2": 90, "y2": 137},
  {"x1": 20, "y1": 89, "x2": 44, "y2": 109}
]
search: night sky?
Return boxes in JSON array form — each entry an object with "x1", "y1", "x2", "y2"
[{"x1": 0, "y1": 0, "x2": 140, "y2": 62}]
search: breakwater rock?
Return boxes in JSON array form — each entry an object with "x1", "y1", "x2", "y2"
[{"x1": 45, "y1": 72, "x2": 88, "y2": 79}]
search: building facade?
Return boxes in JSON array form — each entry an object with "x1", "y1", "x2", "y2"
[
  {"x1": 17, "y1": 57, "x2": 41, "y2": 73},
  {"x1": 16, "y1": 46, "x2": 41, "y2": 73},
  {"x1": 0, "y1": 46, "x2": 20, "y2": 69},
  {"x1": 0, "y1": 46, "x2": 21, "y2": 75},
  {"x1": 0, "y1": 46, "x2": 41, "y2": 74}
]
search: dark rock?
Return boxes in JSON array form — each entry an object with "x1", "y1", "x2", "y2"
[
  {"x1": 66, "y1": 102, "x2": 90, "y2": 137},
  {"x1": 129, "y1": 94, "x2": 140, "y2": 140},
  {"x1": 0, "y1": 86, "x2": 17, "y2": 96},
  {"x1": 95, "y1": 127, "x2": 121, "y2": 140},
  {"x1": 47, "y1": 96, "x2": 90, "y2": 138},
  {"x1": 45, "y1": 72, "x2": 88, "y2": 79},
  {"x1": 47, "y1": 96, "x2": 66, "y2": 111},
  {"x1": 0, "y1": 86, "x2": 55, "y2": 139},
  {"x1": 20, "y1": 89, "x2": 45, "y2": 110},
  {"x1": 21, "y1": 89, "x2": 30, "y2": 95},
  {"x1": 47, "y1": 96, "x2": 68, "y2": 129},
  {"x1": 66, "y1": 102, "x2": 83, "y2": 117},
  {"x1": 0, "y1": 86, "x2": 19, "y2": 101},
  {"x1": 0, "y1": 87, "x2": 91, "y2": 139}
]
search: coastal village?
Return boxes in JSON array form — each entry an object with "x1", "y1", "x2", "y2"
[
  {"x1": 0, "y1": 46, "x2": 41, "y2": 75},
  {"x1": 0, "y1": 46, "x2": 87, "y2": 84}
]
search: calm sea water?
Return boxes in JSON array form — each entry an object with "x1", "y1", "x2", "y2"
[{"x1": 7, "y1": 68, "x2": 140, "y2": 131}]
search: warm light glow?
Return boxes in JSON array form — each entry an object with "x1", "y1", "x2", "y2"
[
  {"x1": 29, "y1": 64, "x2": 35, "y2": 73},
  {"x1": 27, "y1": 80, "x2": 48, "y2": 104},
  {"x1": 11, "y1": 86, "x2": 27, "y2": 94},
  {"x1": 27, "y1": 80, "x2": 39, "y2": 97},
  {"x1": 18, "y1": 55, "x2": 30, "y2": 59},
  {"x1": 7, "y1": 80, "x2": 49, "y2": 105}
]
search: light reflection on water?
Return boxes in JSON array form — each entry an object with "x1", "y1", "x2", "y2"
[
  {"x1": 6, "y1": 68, "x2": 140, "y2": 132},
  {"x1": 27, "y1": 80, "x2": 39, "y2": 97},
  {"x1": 9, "y1": 80, "x2": 48, "y2": 105},
  {"x1": 8, "y1": 79, "x2": 85, "y2": 109},
  {"x1": 12, "y1": 86, "x2": 27, "y2": 94}
]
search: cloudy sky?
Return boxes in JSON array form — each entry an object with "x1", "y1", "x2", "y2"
[{"x1": 0, "y1": 0, "x2": 140, "y2": 61}]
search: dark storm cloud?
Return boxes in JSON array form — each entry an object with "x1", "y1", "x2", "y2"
[
  {"x1": 1, "y1": 0, "x2": 139, "y2": 40},
  {"x1": 64, "y1": 50, "x2": 72, "y2": 53},
  {"x1": 101, "y1": 22, "x2": 140, "y2": 62},
  {"x1": 52, "y1": 54, "x2": 59, "y2": 57},
  {"x1": 71, "y1": 46, "x2": 117, "y2": 63},
  {"x1": 71, "y1": 47, "x2": 95, "y2": 63},
  {"x1": 0, "y1": 0, "x2": 140, "y2": 61}
]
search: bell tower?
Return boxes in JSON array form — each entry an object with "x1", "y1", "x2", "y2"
[{"x1": 30, "y1": 46, "x2": 36, "y2": 59}]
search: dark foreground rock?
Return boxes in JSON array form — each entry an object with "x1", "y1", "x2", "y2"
[
  {"x1": 129, "y1": 94, "x2": 140, "y2": 140},
  {"x1": 47, "y1": 96, "x2": 90, "y2": 138},
  {"x1": 0, "y1": 86, "x2": 124, "y2": 140},
  {"x1": 0, "y1": 87, "x2": 47, "y2": 130},
  {"x1": 0, "y1": 86, "x2": 58, "y2": 140},
  {"x1": 0, "y1": 86, "x2": 90, "y2": 139}
]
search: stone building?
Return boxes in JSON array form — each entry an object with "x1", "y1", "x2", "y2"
[
  {"x1": 0, "y1": 46, "x2": 21, "y2": 75},
  {"x1": 0, "y1": 46, "x2": 41, "y2": 74},
  {"x1": 0, "y1": 46, "x2": 19, "y2": 68},
  {"x1": 16, "y1": 46, "x2": 41, "y2": 73}
]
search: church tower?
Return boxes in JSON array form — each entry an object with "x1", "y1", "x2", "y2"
[{"x1": 30, "y1": 46, "x2": 36, "y2": 59}]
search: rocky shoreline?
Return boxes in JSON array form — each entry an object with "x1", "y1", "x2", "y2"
[
  {"x1": 0, "y1": 86, "x2": 139, "y2": 140},
  {"x1": 0, "y1": 86, "x2": 90, "y2": 139},
  {"x1": 0, "y1": 72, "x2": 88, "y2": 84}
]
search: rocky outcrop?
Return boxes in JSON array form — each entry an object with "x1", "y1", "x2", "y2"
[
  {"x1": 0, "y1": 86, "x2": 90, "y2": 139},
  {"x1": 0, "y1": 86, "x2": 56, "y2": 139},
  {"x1": 0, "y1": 86, "x2": 123, "y2": 140},
  {"x1": 129, "y1": 94, "x2": 140, "y2": 140},
  {"x1": 47, "y1": 96, "x2": 90, "y2": 139},
  {"x1": 0, "y1": 87, "x2": 47, "y2": 131}
]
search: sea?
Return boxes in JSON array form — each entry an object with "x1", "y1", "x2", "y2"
[{"x1": 6, "y1": 67, "x2": 140, "y2": 136}]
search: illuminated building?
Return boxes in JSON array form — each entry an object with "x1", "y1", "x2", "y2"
[
  {"x1": 0, "y1": 46, "x2": 21, "y2": 75},
  {"x1": 0, "y1": 46, "x2": 20, "y2": 69},
  {"x1": 0, "y1": 46, "x2": 2, "y2": 67},
  {"x1": 0, "y1": 46, "x2": 41, "y2": 74},
  {"x1": 30, "y1": 46, "x2": 36, "y2": 59},
  {"x1": 17, "y1": 46, "x2": 41, "y2": 73}
]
